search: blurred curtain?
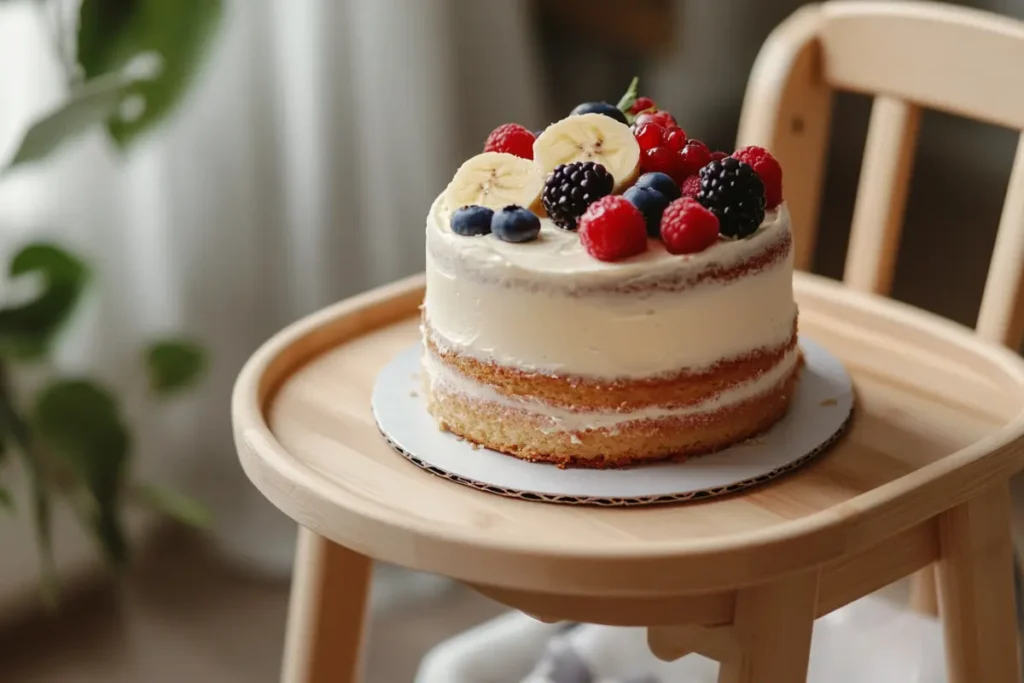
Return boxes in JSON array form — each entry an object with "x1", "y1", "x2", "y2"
[{"x1": 0, "y1": 0, "x2": 543, "y2": 606}]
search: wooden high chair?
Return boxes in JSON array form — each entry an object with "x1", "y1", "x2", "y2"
[{"x1": 232, "y1": 3, "x2": 1024, "y2": 681}]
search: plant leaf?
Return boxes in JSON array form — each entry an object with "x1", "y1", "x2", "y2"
[
  {"x1": 145, "y1": 339, "x2": 205, "y2": 395},
  {"x1": 134, "y1": 483, "x2": 210, "y2": 528},
  {"x1": 77, "y1": 0, "x2": 223, "y2": 148},
  {"x1": 0, "y1": 487, "x2": 12, "y2": 513},
  {"x1": 33, "y1": 379, "x2": 130, "y2": 566},
  {"x1": 0, "y1": 243, "x2": 90, "y2": 360},
  {"x1": 616, "y1": 76, "x2": 640, "y2": 123},
  {"x1": 4, "y1": 72, "x2": 137, "y2": 170}
]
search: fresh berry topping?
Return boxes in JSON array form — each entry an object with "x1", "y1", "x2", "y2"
[
  {"x1": 578, "y1": 196, "x2": 648, "y2": 262},
  {"x1": 624, "y1": 186, "x2": 671, "y2": 238},
  {"x1": 450, "y1": 205, "x2": 494, "y2": 236},
  {"x1": 491, "y1": 205, "x2": 541, "y2": 243},
  {"x1": 570, "y1": 101, "x2": 629, "y2": 125},
  {"x1": 732, "y1": 145, "x2": 783, "y2": 208},
  {"x1": 661, "y1": 198, "x2": 720, "y2": 255},
  {"x1": 634, "y1": 110, "x2": 678, "y2": 129},
  {"x1": 640, "y1": 146, "x2": 677, "y2": 178},
  {"x1": 484, "y1": 123, "x2": 536, "y2": 159},
  {"x1": 710, "y1": 150, "x2": 728, "y2": 161},
  {"x1": 541, "y1": 161, "x2": 614, "y2": 230},
  {"x1": 665, "y1": 128, "x2": 688, "y2": 152},
  {"x1": 680, "y1": 174, "x2": 701, "y2": 198},
  {"x1": 635, "y1": 171, "x2": 681, "y2": 201},
  {"x1": 675, "y1": 139, "x2": 713, "y2": 180},
  {"x1": 697, "y1": 157, "x2": 766, "y2": 239},
  {"x1": 630, "y1": 96, "x2": 656, "y2": 115},
  {"x1": 634, "y1": 122, "x2": 665, "y2": 151}
]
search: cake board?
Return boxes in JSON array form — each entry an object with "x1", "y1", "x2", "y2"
[{"x1": 372, "y1": 337, "x2": 853, "y2": 506}]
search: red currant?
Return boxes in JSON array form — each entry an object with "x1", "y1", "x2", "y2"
[
  {"x1": 635, "y1": 110, "x2": 678, "y2": 130},
  {"x1": 676, "y1": 139, "x2": 712, "y2": 180},
  {"x1": 634, "y1": 123, "x2": 665, "y2": 151},
  {"x1": 630, "y1": 96, "x2": 657, "y2": 115},
  {"x1": 640, "y1": 146, "x2": 677, "y2": 177},
  {"x1": 665, "y1": 128, "x2": 688, "y2": 152}
]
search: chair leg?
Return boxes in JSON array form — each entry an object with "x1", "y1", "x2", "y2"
[
  {"x1": 717, "y1": 571, "x2": 818, "y2": 683},
  {"x1": 936, "y1": 482, "x2": 1021, "y2": 683},
  {"x1": 280, "y1": 527, "x2": 374, "y2": 683},
  {"x1": 909, "y1": 566, "x2": 940, "y2": 616}
]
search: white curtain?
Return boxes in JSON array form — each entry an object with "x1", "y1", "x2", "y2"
[{"x1": 0, "y1": 0, "x2": 544, "y2": 604}]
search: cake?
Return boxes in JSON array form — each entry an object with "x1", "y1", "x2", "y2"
[{"x1": 421, "y1": 80, "x2": 800, "y2": 468}]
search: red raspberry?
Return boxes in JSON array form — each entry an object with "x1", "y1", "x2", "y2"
[
  {"x1": 660, "y1": 198, "x2": 720, "y2": 255},
  {"x1": 675, "y1": 139, "x2": 712, "y2": 181},
  {"x1": 634, "y1": 122, "x2": 664, "y2": 151},
  {"x1": 484, "y1": 123, "x2": 535, "y2": 159},
  {"x1": 634, "y1": 110, "x2": 677, "y2": 130},
  {"x1": 732, "y1": 146, "x2": 783, "y2": 208},
  {"x1": 665, "y1": 128, "x2": 688, "y2": 152},
  {"x1": 630, "y1": 96, "x2": 657, "y2": 114},
  {"x1": 680, "y1": 175, "x2": 701, "y2": 198},
  {"x1": 710, "y1": 150, "x2": 728, "y2": 161},
  {"x1": 579, "y1": 196, "x2": 648, "y2": 262}
]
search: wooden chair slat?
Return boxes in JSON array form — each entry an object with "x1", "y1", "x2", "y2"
[
  {"x1": 843, "y1": 96, "x2": 921, "y2": 295},
  {"x1": 977, "y1": 132, "x2": 1024, "y2": 350}
]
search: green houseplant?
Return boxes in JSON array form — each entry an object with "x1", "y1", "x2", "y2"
[{"x1": 0, "y1": 0, "x2": 223, "y2": 602}]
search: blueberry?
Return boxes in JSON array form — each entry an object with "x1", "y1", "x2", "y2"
[
  {"x1": 492, "y1": 205, "x2": 541, "y2": 243},
  {"x1": 570, "y1": 101, "x2": 629, "y2": 125},
  {"x1": 450, "y1": 205, "x2": 493, "y2": 236},
  {"x1": 635, "y1": 172, "x2": 681, "y2": 201},
  {"x1": 624, "y1": 186, "x2": 670, "y2": 238}
]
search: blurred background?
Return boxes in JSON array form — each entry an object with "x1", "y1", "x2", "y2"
[{"x1": 2, "y1": 0, "x2": 1024, "y2": 681}]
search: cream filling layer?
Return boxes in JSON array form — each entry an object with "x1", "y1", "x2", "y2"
[{"x1": 423, "y1": 346, "x2": 800, "y2": 434}]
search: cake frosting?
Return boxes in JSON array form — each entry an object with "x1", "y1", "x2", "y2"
[
  {"x1": 425, "y1": 194, "x2": 796, "y2": 378},
  {"x1": 419, "y1": 80, "x2": 799, "y2": 467}
]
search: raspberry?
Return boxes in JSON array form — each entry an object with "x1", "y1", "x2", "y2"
[
  {"x1": 710, "y1": 150, "x2": 728, "y2": 161},
  {"x1": 732, "y1": 146, "x2": 783, "y2": 208},
  {"x1": 579, "y1": 196, "x2": 648, "y2": 262},
  {"x1": 634, "y1": 110, "x2": 677, "y2": 130},
  {"x1": 661, "y1": 198, "x2": 720, "y2": 255},
  {"x1": 675, "y1": 139, "x2": 712, "y2": 180},
  {"x1": 634, "y1": 122, "x2": 665, "y2": 151},
  {"x1": 630, "y1": 96, "x2": 656, "y2": 114},
  {"x1": 640, "y1": 146, "x2": 677, "y2": 177},
  {"x1": 484, "y1": 123, "x2": 535, "y2": 159},
  {"x1": 680, "y1": 175, "x2": 701, "y2": 198},
  {"x1": 665, "y1": 128, "x2": 688, "y2": 152}
]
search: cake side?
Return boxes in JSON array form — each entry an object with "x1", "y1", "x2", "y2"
[{"x1": 423, "y1": 346, "x2": 803, "y2": 468}]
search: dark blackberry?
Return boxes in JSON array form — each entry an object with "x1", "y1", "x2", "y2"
[
  {"x1": 542, "y1": 161, "x2": 614, "y2": 230},
  {"x1": 696, "y1": 157, "x2": 766, "y2": 238}
]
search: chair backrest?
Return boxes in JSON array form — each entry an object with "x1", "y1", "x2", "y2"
[{"x1": 736, "y1": 1, "x2": 1024, "y2": 349}]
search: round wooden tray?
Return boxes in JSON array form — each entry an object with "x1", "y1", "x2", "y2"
[{"x1": 232, "y1": 272, "x2": 1024, "y2": 599}]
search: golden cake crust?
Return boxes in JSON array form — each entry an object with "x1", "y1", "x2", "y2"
[{"x1": 425, "y1": 358, "x2": 802, "y2": 468}]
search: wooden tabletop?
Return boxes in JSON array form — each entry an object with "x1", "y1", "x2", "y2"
[{"x1": 233, "y1": 272, "x2": 1024, "y2": 596}]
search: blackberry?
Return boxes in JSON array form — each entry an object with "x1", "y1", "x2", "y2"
[
  {"x1": 696, "y1": 157, "x2": 766, "y2": 238},
  {"x1": 542, "y1": 161, "x2": 614, "y2": 230}
]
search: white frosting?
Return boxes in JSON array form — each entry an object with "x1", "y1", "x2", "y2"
[
  {"x1": 423, "y1": 193, "x2": 797, "y2": 379},
  {"x1": 424, "y1": 347, "x2": 800, "y2": 434}
]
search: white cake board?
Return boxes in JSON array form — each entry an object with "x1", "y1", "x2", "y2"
[{"x1": 372, "y1": 337, "x2": 853, "y2": 506}]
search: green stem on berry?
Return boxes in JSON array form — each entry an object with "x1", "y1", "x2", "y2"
[{"x1": 616, "y1": 76, "x2": 640, "y2": 122}]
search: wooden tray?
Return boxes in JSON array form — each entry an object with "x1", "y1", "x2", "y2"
[{"x1": 232, "y1": 272, "x2": 1024, "y2": 603}]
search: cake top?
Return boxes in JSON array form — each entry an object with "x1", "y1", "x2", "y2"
[{"x1": 438, "y1": 78, "x2": 785, "y2": 265}]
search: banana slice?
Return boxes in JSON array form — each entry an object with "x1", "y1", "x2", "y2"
[
  {"x1": 443, "y1": 152, "x2": 543, "y2": 214},
  {"x1": 533, "y1": 113, "x2": 641, "y2": 192}
]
